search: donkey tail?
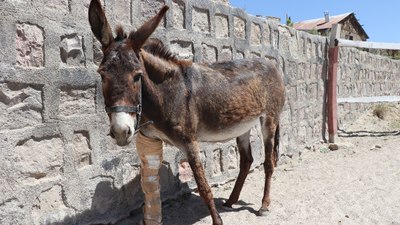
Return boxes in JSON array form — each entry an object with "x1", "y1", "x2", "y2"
[{"x1": 273, "y1": 123, "x2": 280, "y2": 167}]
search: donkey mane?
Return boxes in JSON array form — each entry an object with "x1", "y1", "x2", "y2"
[
  {"x1": 114, "y1": 26, "x2": 178, "y2": 61},
  {"x1": 143, "y1": 39, "x2": 179, "y2": 63},
  {"x1": 114, "y1": 26, "x2": 127, "y2": 41},
  {"x1": 141, "y1": 37, "x2": 193, "y2": 75}
]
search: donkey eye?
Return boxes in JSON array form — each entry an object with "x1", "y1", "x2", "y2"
[{"x1": 133, "y1": 73, "x2": 142, "y2": 82}]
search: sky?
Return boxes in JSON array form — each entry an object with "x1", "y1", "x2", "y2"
[{"x1": 229, "y1": 0, "x2": 400, "y2": 43}]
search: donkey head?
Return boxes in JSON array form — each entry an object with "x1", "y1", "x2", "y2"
[{"x1": 89, "y1": 0, "x2": 168, "y2": 146}]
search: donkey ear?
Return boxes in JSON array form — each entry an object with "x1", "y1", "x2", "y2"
[
  {"x1": 129, "y1": 5, "x2": 169, "y2": 51},
  {"x1": 89, "y1": 0, "x2": 113, "y2": 49}
]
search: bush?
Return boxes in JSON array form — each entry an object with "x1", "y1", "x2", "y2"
[{"x1": 373, "y1": 104, "x2": 388, "y2": 119}]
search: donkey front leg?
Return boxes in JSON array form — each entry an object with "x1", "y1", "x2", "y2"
[
  {"x1": 185, "y1": 141, "x2": 223, "y2": 225},
  {"x1": 136, "y1": 132, "x2": 164, "y2": 225}
]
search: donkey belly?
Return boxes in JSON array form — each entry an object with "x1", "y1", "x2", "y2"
[{"x1": 197, "y1": 117, "x2": 260, "y2": 142}]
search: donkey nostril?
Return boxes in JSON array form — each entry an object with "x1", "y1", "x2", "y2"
[
  {"x1": 127, "y1": 127, "x2": 132, "y2": 136},
  {"x1": 110, "y1": 130, "x2": 116, "y2": 139}
]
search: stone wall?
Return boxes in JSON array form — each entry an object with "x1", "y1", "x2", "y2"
[
  {"x1": 337, "y1": 47, "x2": 400, "y2": 128},
  {"x1": 1, "y1": 0, "x2": 398, "y2": 224}
]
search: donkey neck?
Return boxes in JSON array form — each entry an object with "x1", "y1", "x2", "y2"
[{"x1": 139, "y1": 50, "x2": 180, "y2": 122}]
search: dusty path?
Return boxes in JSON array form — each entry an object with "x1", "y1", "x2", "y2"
[
  {"x1": 119, "y1": 105, "x2": 400, "y2": 225},
  {"x1": 159, "y1": 135, "x2": 400, "y2": 225},
  {"x1": 119, "y1": 135, "x2": 400, "y2": 225}
]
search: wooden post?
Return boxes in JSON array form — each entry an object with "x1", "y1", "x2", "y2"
[{"x1": 327, "y1": 24, "x2": 341, "y2": 143}]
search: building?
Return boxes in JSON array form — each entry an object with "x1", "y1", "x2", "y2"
[{"x1": 293, "y1": 12, "x2": 369, "y2": 41}]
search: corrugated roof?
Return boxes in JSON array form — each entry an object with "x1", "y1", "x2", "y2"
[{"x1": 293, "y1": 12, "x2": 352, "y2": 30}]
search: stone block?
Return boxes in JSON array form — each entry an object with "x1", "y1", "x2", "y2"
[
  {"x1": 100, "y1": 156, "x2": 141, "y2": 191},
  {"x1": 297, "y1": 62, "x2": 306, "y2": 80},
  {"x1": 287, "y1": 86, "x2": 297, "y2": 102},
  {"x1": 178, "y1": 160, "x2": 193, "y2": 183},
  {"x1": 272, "y1": 29, "x2": 279, "y2": 49},
  {"x1": 234, "y1": 16, "x2": 245, "y2": 39},
  {"x1": 308, "y1": 63, "x2": 316, "y2": 82},
  {"x1": 4, "y1": 0, "x2": 29, "y2": 3},
  {"x1": 212, "y1": 148, "x2": 222, "y2": 176},
  {"x1": 297, "y1": 83, "x2": 307, "y2": 103},
  {"x1": 314, "y1": 42, "x2": 322, "y2": 58},
  {"x1": 141, "y1": 0, "x2": 165, "y2": 27},
  {"x1": 201, "y1": 43, "x2": 217, "y2": 63},
  {"x1": 289, "y1": 36, "x2": 299, "y2": 57},
  {"x1": 60, "y1": 34, "x2": 85, "y2": 67},
  {"x1": 250, "y1": 23, "x2": 261, "y2": 46},
  {"x1": 59, "y1": 88, "x2": 96, "y2": 118},
  {"x1": 43, "y1": 0, "x2": 69, "y2": 13},
  {"x1": 284, "y1": 60, "x2": 298, "y2": 84},
  {"x1": 234, "y1": 51, "x2": 244, "y2": 59},
  {"x1": 211, "y1": 0, "x2": 229, "y2": 5},
  {"x1": 32, "y1": 185, "x2": 75, "y2": 225},
  {"x1": 73, "y1": 132, "x2": 92, "y2": 168},
  {"x1": 305, "y1": 38, "x2": 312, "y2": 58},
  {"x1": 278, "y1": 26, "x2": 290, "y2": 53},
  {"x1": 16, "y1": 23, "x2": 44, "y2": 68},
  {"x1": 250, "y1": 52, "x2": 261, "y2": 58},
  {"x1": 93, "y1": 39, "x2": 103, "y2": 65},
  {"x1": 172, "y1": 0, "x2": 185, "y2": 29},
  {"x1": 262, "y1": 22, "x2": 271, "y2": 46},
  {"x1": 114, "y1": 0, "x2": 131, "y2": 24},
  {"x1": 215, "y1": 14, "x2": 229, "y2": 39},
  {"x1": 192, "y1": 7, "x2": 210, "y2": 33},
  {"x1": 83, "y1": 0, "x2": 91, "y2": 8},
  {"x1": 0, "y1": 83, "x2": 42, "y2": 130},
  {"x1": 219, "y1": 46, "x2": 232, "y2": 62},
  {"x1": 223, "y1": 146, "x2": 238, "y2": 171},
  {"x1": 170, "y1": 40, "x2": 194, "y2": 61},
  {"x1": 14, "y1": 136, "x2": 64, "y2": 181},
  {"x1": 0, "y1": 198, "x2": 25, "y2": 225}
]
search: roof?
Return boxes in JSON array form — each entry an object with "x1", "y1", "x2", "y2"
[
  {"x1": 293, "y1": 12, "x2": 369, "y2": 39},
  {"x1": 293, "y1": 12, "x2": 352, "y2": 30}
]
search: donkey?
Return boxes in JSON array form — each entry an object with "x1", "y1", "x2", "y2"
[{"x1": 88, "y1": 0, "x2": 285, "y2": 224}]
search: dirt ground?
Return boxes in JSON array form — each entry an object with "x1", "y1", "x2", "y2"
[{"x1": 122, "y1": 104, "x2": 400, "y2": 225}]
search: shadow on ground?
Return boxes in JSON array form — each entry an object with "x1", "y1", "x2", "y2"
[
  {"x1": 47, "y1": 163, "x2": 186, "y2": 225},
  {"x1": 160, "y1": 195, "x2": 258, "y2": 225},
  {"x1": 116, "y1": 192, "x2": 259, "y2": 225}
]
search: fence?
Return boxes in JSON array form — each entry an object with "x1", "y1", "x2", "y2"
[{"x1": 327, "y1": 24, "x2": 400, "y2": 141}]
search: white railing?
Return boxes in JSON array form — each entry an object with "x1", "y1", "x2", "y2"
[{"x1": 337, "y1": 39, "x2": 400, "y2": 50}]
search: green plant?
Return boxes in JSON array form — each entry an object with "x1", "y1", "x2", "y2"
[
  {"x1": 286, "y1": 14, "x2": 294, "y2": 27},
  {"x1": 393, "y1": 51, "x2": 400, "y2": 60}
]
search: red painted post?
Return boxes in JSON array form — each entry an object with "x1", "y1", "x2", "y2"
[
  {"x1": 327, "y1": 46, "x2": 339, "y2": 143},
  {"x1": 327, "y1": 24, "x2": 341, "y2": 143}
]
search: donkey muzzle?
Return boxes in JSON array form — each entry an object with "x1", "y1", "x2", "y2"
[{"x1": 110, "y1": 112, "x2": 136, "y2": 146}]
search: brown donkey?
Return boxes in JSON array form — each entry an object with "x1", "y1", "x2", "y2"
[{"x1": 88, "y1": 0, "x2": 285, "y2": 224}]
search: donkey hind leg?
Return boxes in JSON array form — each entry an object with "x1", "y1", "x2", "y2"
[
  {"x1": 257, "y1": 117, "x2": 279, "y2": 216},
  {"x1": 185, "y1": 141, "x2": 223, "y2": 225},
  {"x1": 273, "y1": 124, "x2": 280, "y2": 167},
  {"x1": 223, "y1": 130, "x2": 253, "y2": 208}
]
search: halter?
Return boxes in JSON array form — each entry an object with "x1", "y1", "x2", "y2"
[{"x1": 105, "y1": 75, "x2": 153, "y2": 134}]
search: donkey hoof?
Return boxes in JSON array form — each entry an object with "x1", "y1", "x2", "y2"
[
  {"x1": 221, "y1": 202, "x2": 235, "y2": 211},
  {"x1": 256, "y1": 207, "x2": 270, "y2": 217}
]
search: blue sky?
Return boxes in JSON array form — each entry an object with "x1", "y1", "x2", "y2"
[{"x1": 229, "y1": 0, "x2": 400, "y2": 43}]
